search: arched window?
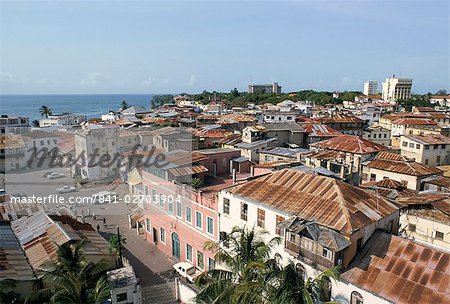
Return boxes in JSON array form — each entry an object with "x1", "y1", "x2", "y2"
[
  {"x1": 351, "y1": 291, "x2": 364, "y2": 304},
  {"x1": 274, "y1": 253, "x2": 283, "y2": 265},
  {"x1": 295, "y1": 263, "x2": 306, "y2": 280}
]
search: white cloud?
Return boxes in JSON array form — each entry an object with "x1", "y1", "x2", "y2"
[
  {"x1": 79, "y1": 72, "x2": 110, "y2": 86},
  {"x1": 141, "y1": 77, "x2": 152, "y2": 87},
  {"x1": 188, "y1": 74, "x2": 196, "y2": 86}
]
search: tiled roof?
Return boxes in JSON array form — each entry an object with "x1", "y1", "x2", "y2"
[
  {"x1": 424, "y1": 176, "x2": 450, "y2": 188},
  {"x1": 366, "y1": 152, "x2": 442, "y2": 176},
  {"x1": 310, "y1": 135, "x2": 388, "y2": 154},
  {"x1": 341, "y1": 231, "x2": 450, "y2": 304},
  {"x1": 227, "y1": 169, "x2": 398, "y2": 234}
]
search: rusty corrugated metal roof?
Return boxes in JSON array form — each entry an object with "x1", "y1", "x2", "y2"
[
  {"x1": 366, "y1": 152, "x2": 442, "y2": 176},
  {"x1": 341, "y1": 231, "x2": 450, "y2": 304},
  {"x1": 168, "y1": 164, "x2": 208, "y2": 177},
  {"x1": 404, "y1": 134, "x2": 450, "y2": 145},
  {"x1": 310, "y1": 135, "x2": 388, "y2": 154},
  {"x1": 228, "y1": 169, "x2": 398, "y2": 234}
]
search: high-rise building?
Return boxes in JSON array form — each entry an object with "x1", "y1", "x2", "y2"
[
  {"x1": 363, "y1": 81, "x2": 378, "y2": 96},
  {"x1": 248, "y1": 82, "x2": 281, "y2": 94},
  {"x1": 382, "y1": 76, "x2": 413, "y2": 102}
]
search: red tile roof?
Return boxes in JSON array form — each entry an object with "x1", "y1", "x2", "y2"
[
  {"x1": 310, "y1": 135, "x2": 388, "y2": 154},
  {"x1": 393, "y1": 118, "x2": 438, "y2": 125},
  {"x1": 341, "y1": 231, "x2": 450, "y2": 304}
]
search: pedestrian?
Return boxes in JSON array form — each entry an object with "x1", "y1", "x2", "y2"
[
  {"x1": 103, "y1": 217, "x2": 107, "y2": 228},
  {"x1": 93, "y1": 213, "x2": 96, "y2": 220},
  {"x1": 96, "y1": 224, "x2": 100, "y2": 232}
]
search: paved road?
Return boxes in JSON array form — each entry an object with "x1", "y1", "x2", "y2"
[{"x1": 5, "y1": 166, "x2": 178, "y2": 303}]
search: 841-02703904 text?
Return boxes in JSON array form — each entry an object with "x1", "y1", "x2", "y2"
[{"x1": 123, "y1": 194, "x2": 182, "y2": 205}]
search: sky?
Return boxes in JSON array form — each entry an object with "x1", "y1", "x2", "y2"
[{"x1": 0, "y1": 0, "x2": 449, "y2": 95}]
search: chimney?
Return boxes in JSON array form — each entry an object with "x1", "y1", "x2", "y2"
[
  {"x1": 232, "y1": 168, "x2": 237, "y2": 184},
  {"x1": 250, "y1": 165, "x2": 254, "y2": 177}
]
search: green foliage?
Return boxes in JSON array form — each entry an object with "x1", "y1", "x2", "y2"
[
  {"x1": 195, "y1": 226, "x2": 339, "y2": 304},
  {"x1": 192, "y1": 177, "x2": 204, "y2": 189},
  {"x1": 397, "y1": 94, "x2": 433, "y2": 111},
  {"x1": 38, "y1": 105, "x2": 53, "y2": 118},
  {"x1": 27, "y1": 239, "x2": 111, "y2": 304},
  {"x1": 0, "y1": 279, "x2": 22, "y2": 304},
  {"x1": 31, "y1": 120, "x2": 40, "y2": 127},
  {"x1": 121, "y1": 100, "x2": 130, "y2": 110},
  {"x1": 151, "y1": 94, "x2": 174, "y2": 106},
  {"x1": 108, "y1": 234, "x2": 126, "y2": 256}
]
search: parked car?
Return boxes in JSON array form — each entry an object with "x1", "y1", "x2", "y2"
[
  {"x1": 172, "y1": 262, "x2": 202, "y2": 283},
  {"x1": 47, "y1": 172, "x2": 65, "y2": 179},
  {"x1": 42, "y1": 171, "x2": 55, "y2": 178},
  {"x1": 92, "y1": 191, "x2": 118, "y2": 203},
  {"x1": 56, "y1": 186, "x2": 77, "y2": 193}
]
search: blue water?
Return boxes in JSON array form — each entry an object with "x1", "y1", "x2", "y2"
[{"x1": 0, "y1": 94, "x2": 155, "y2": 121}]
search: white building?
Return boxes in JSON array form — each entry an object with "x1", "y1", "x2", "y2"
[
  {"x1": 400, "y1": 134, "x2": 450, "y2": 166},
  {"x1": 72, "y1": 125, "x2": 120, "y2": 181},
  {"x1": 39, "y1": 113, "x2": 87, "y2": 128},
  {"x1": 22, "y1": 130, "x2": 60, "y2": 161},
  {"x1": 363, "y1": 81, "x2": 377, "y2": 96},
  {"x1": 0, "y1": 115, "x2": 30, "y2": 134},
  {"x1": 107, "y1": 266, "x2": 142, "y2": 304},
  {"x1": 382, "y1": 76, "x2": 413, "y2": 102}
]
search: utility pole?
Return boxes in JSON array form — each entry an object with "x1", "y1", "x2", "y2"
[{"x1": 117, "y1": 226, "x2": 124, "y2": 268}]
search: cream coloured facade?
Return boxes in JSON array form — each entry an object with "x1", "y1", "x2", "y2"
[
  {"x1": 382, "y1": 77, "x2": 412, "y2": 102},
  {"x1": 400, "y1": 211, "x2": 450, "y2": 251},
  {"x1": 400, "y1": 135, "x2": 450, "y2": 166},
  {"x1": 363, "y1": 81, "x2": 377, "y2": 96}
]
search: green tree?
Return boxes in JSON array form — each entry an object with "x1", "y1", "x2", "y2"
[
  {"x1": 435, "y1": 89, "x2": 447, "y2": 95},
  {"x1": 121, "y1": 100, "x2": 130, "y2": 110},
  {"x1": 0, "y1": 279, "x2": 22, "y2": 304},
  {"x1": 192, "y1": 177, "x2": 204, "y2": 189},
  {"x1": 29, "y1": 239, "x2": 111, "y2": 304},
  {"x1": 31, "y1": 120, "x2": 40, "y2": 127},
  {"x1": 39, "y1": 105, "x2": 53, "y2": 118},
  {"x1": 231, "y1": 88, "x2": 240, "y2": 97},
  {"x1": 195, "y1": 226, "x2": 281, "y2": 303}
]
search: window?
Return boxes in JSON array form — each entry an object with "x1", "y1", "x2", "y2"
[
  {"x1": 197, "y1": 251, "x2": 204, "y2": 269},
  {"x1": 208, "y1": 257, "x2": 215, "y2": 271},
  {"x1": 176, "y1": 201, "x2": 182, "y2": 218},
  {"x1": 116, "y1": 292, "x2": 128, "y2": 302},
  {"x1": 168, "y1": 197, "x2": 173, "y2": 213},
  {"x1": 257, "y1": 208, "x2": 265, "y2": 228},
  {"x1": 146, "y1": 218, "x2": 151, "y2": 232},
  {"x1": 384, "y1": 133, "x2": 387, "y2": 138},
  {"x1": 186, "y1": 244, "x2": 193, "y2": 262},
  {"x1": 408, "y1": 224, "x2": 416, "y2": 232},
  {"x1": 275, "y1": 215, "x2": 285, "y2": 235},
  {"x1": 435, "y1": 231, "x2": 444, "y2": 241},
  {"x1": 434, "y1": 144, "x2": 439, "y2": 149},
  {"x1": 223, "y1": 198, "x2": 230, "y2": 215},
  {"x1": 186, "y1": 206, "x2": 192, "y2": 223},
  {"x1": 159, "y1": 193, "x2": 164, "y2": 208},
  {"x1": 441, "y1": 144, "x2": 446, "y2": 149},
  {"x1": 160, "y1": 228, "x2": 166, "y2": 244},
  {"x1": 425, "y1": 145, "x2": 430, "y2": 150},
  {"x1": 437, "y1": 156, "x2": 441, "y2": 163},
  {"x1": 425, "y1": 159, "x2": 429, "y2": 165},
  {"x1": 207, "y1": 217, "x2": 214, "y2": 235},
  {"x1": 152, "y1": 189, "x2": 157, "y2": 204},
  {"x1": 409, "y1": 143, "x2": 414, "y2": 148},
  {"x1": 322, "y1": 247, "x2": 332, "y2": 260},
  {"x1": 351, "y1": 291, "x2": 364, "y2": 304},
  {"x1": 195, "y1": 211, "x2": 203, "y2": 229},
  {"x1": 402, "y1": 141, "x2": 407, "y2": 147},
  {"x1": 416, "y1": 144, "x2": 420, "y2": 149},
  {"x1": 240, "y1": 202, "x2": 248, "y2": 221}
]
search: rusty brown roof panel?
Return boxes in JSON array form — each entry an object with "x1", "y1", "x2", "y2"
[
  {"x1": 310, "y1": 135, "x2": 388, "y2": 154},
  {"x1": 366, "y1": 152, "x2": 442, "y2": 176},
  {"x1": 228, "y1": 169, "x2": 398, "y2": 234},
  {"x1": 341, "y1": 231, "x2": 450, "y2": 304}
]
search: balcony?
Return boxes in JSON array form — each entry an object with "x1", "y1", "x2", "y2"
[{"x1": 284, "y1": 240, "x2": 335, "y2": 270}]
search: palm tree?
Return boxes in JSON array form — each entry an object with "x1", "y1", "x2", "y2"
[
  {"x1": 268, "y1": 262, "x2": 339, "y2": 304},
  {"x1": 195, "y1": 226, "x2": 340, "y2": 304},
  {"x1": 195, "y1": 226, "x2": 281, "y2": 304},
  {"x1": 0, "y1": 279, "x2": 21, "y2": 303},
  {"x1": 121, "y1": 100, "x2": 130, "y2": 110},
  {"x1": 28, "y1": 239, "x2": 111, "y2": 304},
  {"x1": 39, "y1": 105, "x2": 53, "y2": 118}
]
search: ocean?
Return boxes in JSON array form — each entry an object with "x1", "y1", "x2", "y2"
[{"x1": 0, "y1": 94, "x2": 156, "y2": 121}]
